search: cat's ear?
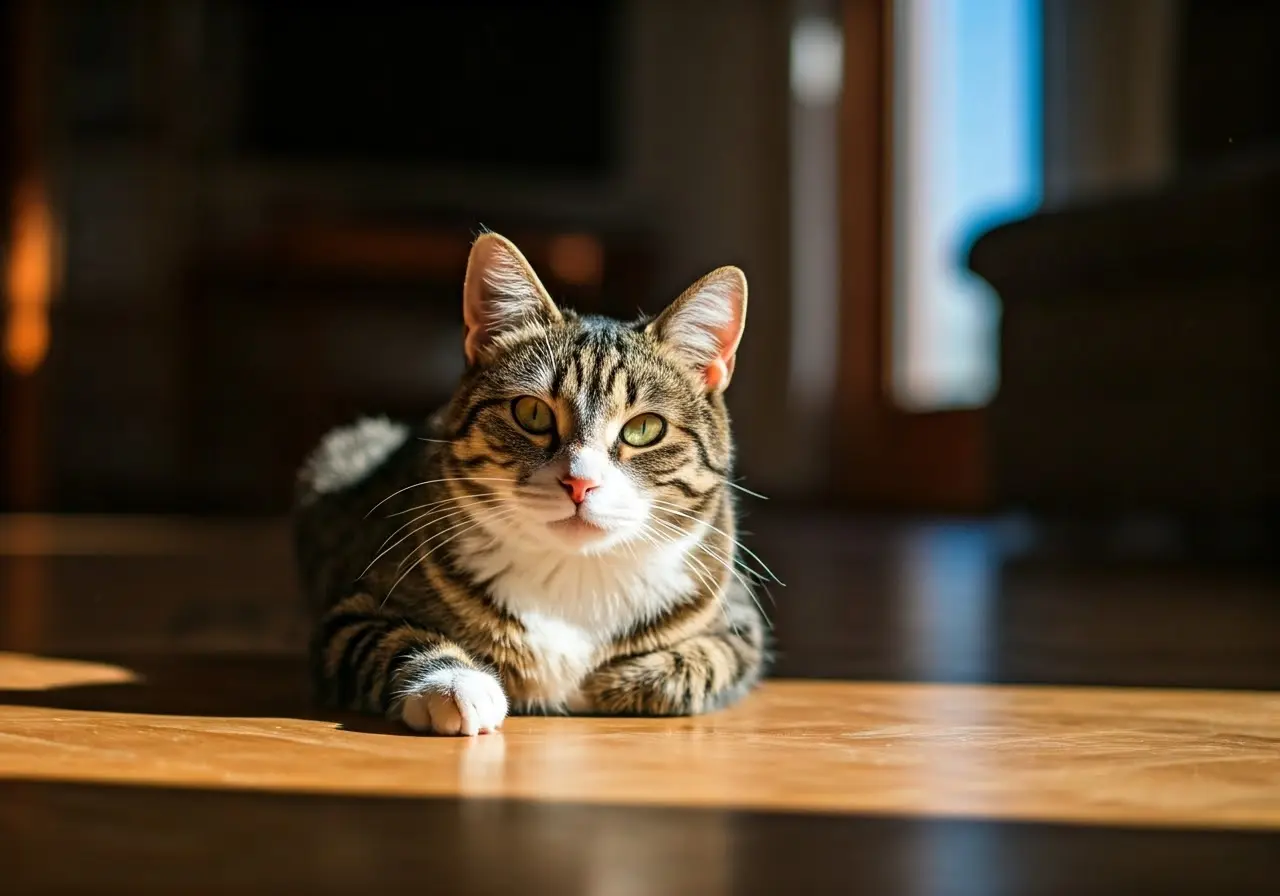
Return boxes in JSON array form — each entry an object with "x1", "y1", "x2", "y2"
[
  {"x1": 462, "y1": 232, "x2": 562, "y2": 365},
  {"x1": 648, "y1": 266, "x2": 747, "y2": 392}
]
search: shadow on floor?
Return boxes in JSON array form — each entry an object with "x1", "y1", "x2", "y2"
[{"x1": 0, "y1": 651, "x2": 405, "y2": 734}]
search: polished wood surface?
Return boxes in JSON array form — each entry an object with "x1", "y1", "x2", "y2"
[
  {"x1": 2, "y1": 512, "x2": 1279, "y2": 893},
  {"x1": 2, "y1": 652, "x2": 1279, "y2": 830},
  {"x1": 9, "y1": 778, "x2": 1280, "y2": 896}
]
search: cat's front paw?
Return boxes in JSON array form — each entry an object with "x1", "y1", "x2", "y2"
[{"x1": 400, "y1": 668, "x2": 508, "y2": 736}]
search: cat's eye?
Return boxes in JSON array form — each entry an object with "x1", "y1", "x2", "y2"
[
  {"x1": 620, "y1": 413, "x2": 666, "y2": 448},
  {"x1": 512, "y1": 396, "x2": 556, "y2": 435}
]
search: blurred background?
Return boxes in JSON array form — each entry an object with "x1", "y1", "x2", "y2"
[
  {"x1": 4, "y1": 7, "x2": 1280, "y2": 889},
  {"x1": 1, "y1": 0, "x2": 1277, "y2": 530}
]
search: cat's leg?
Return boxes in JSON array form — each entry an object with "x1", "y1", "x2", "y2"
[
  {"x1": 313, "y1": 592, "x2": 507, "y2": 735},
  {"x1": 579, "y1": 622, "x2": 767, "y2": 717}
]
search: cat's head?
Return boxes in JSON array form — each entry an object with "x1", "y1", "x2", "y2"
[{"x1": 441, "y1": 232, "x2": 747, "y2": 556}]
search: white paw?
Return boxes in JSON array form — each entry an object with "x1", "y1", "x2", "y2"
[{"x1": 400, "y1": 668, "x2": 508, "y2": 736}]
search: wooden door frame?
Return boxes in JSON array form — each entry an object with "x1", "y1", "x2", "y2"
[{"x1": 833, "y1": 0, "x2": 987, "y2": 512}]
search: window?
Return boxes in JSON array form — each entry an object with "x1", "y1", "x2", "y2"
[{"x1": 891, "y1": 0, "x2": 1042, "y2": 410}]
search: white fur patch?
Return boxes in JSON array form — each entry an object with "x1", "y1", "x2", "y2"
[
  {"x1": 401, "y1": 667, "x2": 508, "y2": 736},
  {"x1": 456, "y1": 517, "x2": 701, "y2": 712},
  {"x1": 516, "y1": 612, "x2": 600, "y2": 708},
  {"x1": 300, "y1": 417, "x2": 409, "y2": 496}
]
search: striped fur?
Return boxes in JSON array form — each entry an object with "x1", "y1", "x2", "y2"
[{"x1": 293, "y1": 233, "x2": 769, "y2": 734}]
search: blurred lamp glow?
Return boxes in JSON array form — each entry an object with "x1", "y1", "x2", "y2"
[{"x1": 4, "y1": 181, "x2": 56, "y2": 375}]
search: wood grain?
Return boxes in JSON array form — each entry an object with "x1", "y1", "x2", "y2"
[{"x1": 2, "y1": 652, "x2": 1278, "y2": 831}]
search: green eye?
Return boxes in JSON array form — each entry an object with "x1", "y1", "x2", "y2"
[
  {"x1": 620, "y1": 413, "x2": 666, "y2": 448},
  {"x1": 512, "y1": 396, "x2": 555, "y2": 435}
]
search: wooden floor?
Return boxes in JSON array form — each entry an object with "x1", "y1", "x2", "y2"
[{"x1": 2, "y1": 513, "x2": 1279, "y2": 894}]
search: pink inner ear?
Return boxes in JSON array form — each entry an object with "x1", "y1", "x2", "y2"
[
  {"x1": 700, "y1": 284, "x2": 745, "y2": 389},
  {"x1": 704, "y1": 358, "x2": 729, "y2": 390},
  {"x1": 463, "y1": 324, "x2": 485, "y2": 365},
  {"x1": 462, "y1": 282, "x2": 497, "y2": 362}
]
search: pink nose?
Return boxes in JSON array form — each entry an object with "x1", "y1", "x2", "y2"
[{"x1": 560, "y1": 475, "x2": 600, "y2": 505}]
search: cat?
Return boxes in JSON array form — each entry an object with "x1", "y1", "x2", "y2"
[{"x1": 292, "y1": 232, "x2": 770, "y2": 735}]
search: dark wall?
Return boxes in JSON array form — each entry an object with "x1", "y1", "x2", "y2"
[
  {"x1": 1177, "y1": 0, "x2": 1280, "y2": 172},
  {"x1": 0, "y1": 0, "x2": 794, "y2": 515},
  {"x1": 0, "y1": 2, "x2": 11, "y2": 192},
  {"x1": 240, "y1": 0, "x2": 618, "y2": 173}
]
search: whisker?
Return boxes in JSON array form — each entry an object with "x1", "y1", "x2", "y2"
[
  {"x1": 670, "y1": 534, "x2": 719, "y2": 588},
  {"x1": 384, "y1": 508, "x2": 517, "y2": 603},
  {"x1": 649, "y1": 500, "x2": 784, "y2": 585},
  {"x1": 362, "y1": 497, "x2": 509, "y2": 578},
  {"x1": 385, "y1": 490, "x2": 512, "y2": 521},
  {"x1": 649, "y1": 507, "x2": 770, "y2": 585},
  {"x1": 684, "y1": 553, "x2": 720, "y2": 593},
  {"x1": 639, "y1": 521, "x2": 737, "y2": 629},
  {"x1": 645, "y1": 513, "x2": 769, "y2": 618},
  {"x1": 393, "y1": 511, "x2": 505, "y2": 574},
  {"x1": 684, "y1": 553, "x2": 733, "y2": 629},
  {"x1": 754, "y1": 579, "x2": 779, "y2": 609},
  {"x1": 725, "y1": 480, "x2": 769, "y2": 501},
  {"x1": 374, "y1": 499, "x2": 508, "y2": 558},
  {"x1": 365, "y1": 477, "x2": 517, "y2": 517},
  {"x1": 693, "y1": 543, "x2": 770, "y2": 622},
  {"x1": 383, "y1": 489, "x2": 509, "y2": 522},
  {"x1": 647, "y1": 515, "x2": 755, "y2": 592},
  {"x1": 621, "y1": 538, "x2": 640, "y2": 562},
  {"x1": 383, "y1": 508, "x2": 518, "y2": 605},
  {"x1": 680, "y1": 552, "x2": 721, "y2": 598}
]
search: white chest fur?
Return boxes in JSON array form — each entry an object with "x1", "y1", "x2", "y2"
[
  {"x1": 457, "y1": 530, "x2": 697, "y2": 710},
  {"x1": 514, "y1": 611, "x2": 600, "y2": 709}
]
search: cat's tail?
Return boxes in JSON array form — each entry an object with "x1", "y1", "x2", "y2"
[{"x1": 292, "y1": 416, "x2": 413, "y2": 610}]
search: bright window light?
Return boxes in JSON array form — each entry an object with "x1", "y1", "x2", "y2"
[{"x1": 891, "y1": 0, "x2": 1042, "y2": 410}]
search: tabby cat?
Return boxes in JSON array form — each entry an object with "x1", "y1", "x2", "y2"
[{"x1": 293, "y1": 232, "x2": 769, "y2": 735}]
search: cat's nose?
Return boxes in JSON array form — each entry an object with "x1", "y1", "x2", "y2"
[{"x1": 559, "y1": 475, "x2": 600, "y2": 505}]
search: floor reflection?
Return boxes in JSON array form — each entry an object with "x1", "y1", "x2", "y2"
[
  {"x1": 896, "y1": 523, "x2": 998, "y2": 683},
  {"x1": 1, "y1": 512, "x2": 1278, "y2": 690},
  {"x1": 2, "y1": 556, "x2": 46, "y2": 654}
]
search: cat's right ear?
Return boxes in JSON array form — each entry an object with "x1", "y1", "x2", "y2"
[
  {"x1": 462, "y1": 233, "x2": 562, "y2": 366},
  {"x1": 648, "y1": 265, "x2": 747, "y2": 393}
]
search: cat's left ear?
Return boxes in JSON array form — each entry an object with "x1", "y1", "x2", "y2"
[
  {"x1": 462, "y1": 232, "x2": 562, "y2": 366},
  {"x1": 648, "y1": 266, "x2": 748, "y2": 392}
]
